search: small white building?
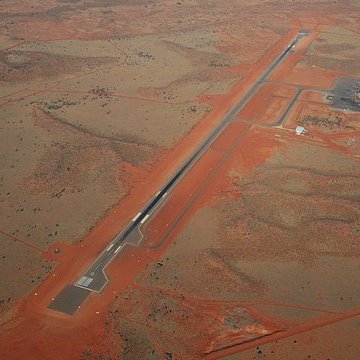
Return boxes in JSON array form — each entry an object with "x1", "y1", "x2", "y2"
[{"x1": 295, "y1": 126, "x2": 307, "y2": 136}]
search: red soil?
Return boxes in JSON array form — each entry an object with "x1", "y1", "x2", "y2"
[
  {"x1": 236, "y1": 83, "x2": 297, "y2": 124},
  {"x1": 298, "y1": 89, "x2": 328, "y2": 103},
  {"x1": 269, "y1": 29, "x2": 347, "y2": 89},
  {"x1": 0, "y1": 27, "x2": 303, "y2": 358},
  {"x1": 2, "y1": 16, "x2": 359, "y2": 359},
  {"x1": 272, "y1": 63, "x2": 344, "y2": 90}
]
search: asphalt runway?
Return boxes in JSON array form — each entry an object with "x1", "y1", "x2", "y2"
[{"x1": 49, "y1": 31, "x2": 308, "y2": 315}]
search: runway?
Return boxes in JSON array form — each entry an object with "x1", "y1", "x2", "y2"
[{"x1": 49, "y1": 31, "x2": 308, "y2": 315}]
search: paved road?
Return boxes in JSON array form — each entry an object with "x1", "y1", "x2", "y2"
[{"x1": 49, "y1": 31, "x2": 308, "y2": 315}]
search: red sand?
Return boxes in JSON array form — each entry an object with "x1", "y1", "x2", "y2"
[
  {"x1": 236, "y1": 83, "x2": 297, "y2": 124},
  {"x1": 1, "y1": 12, "x2": 360, "y2": 359},
  {"x1": 0, "y1": 27, "x2": 303, "y2": 358}
]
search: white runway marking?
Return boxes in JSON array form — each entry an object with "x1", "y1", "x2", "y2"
[
  {"x1": 115, "y1": 245, "x2": 122, "y2": 254},
  {"x1": 106, "y1": 243, "x2": 114, "y2": 251},
  {"x1": 132, "y1": 212, "x2": 142, "y2": 222},
  {"x1": 140, "y1": 214, "x2": 150, "y2": 224}
]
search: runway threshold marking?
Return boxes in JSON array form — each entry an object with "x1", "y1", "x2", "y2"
[
  {"x1": 76, "y1": 276, "x2": 93, "y2": 287},
  {"x1": 140, "y1": 214, "x2": 150, "y2": 224},
  {"x1": 132, "y1": 212, "x2": 142, "y2": 222}
]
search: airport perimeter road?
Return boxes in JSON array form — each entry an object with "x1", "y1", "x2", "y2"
[{"x1": 49, "y1": 31, "x2": 308, "y2": 315}]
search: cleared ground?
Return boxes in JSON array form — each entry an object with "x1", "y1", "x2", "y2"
[
  {"x1": 0, "y1": 0, "x2": 289, "y2": 321},
  {"x1": 0, "y1": 0, "x2": 360, "y2": 359}
]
